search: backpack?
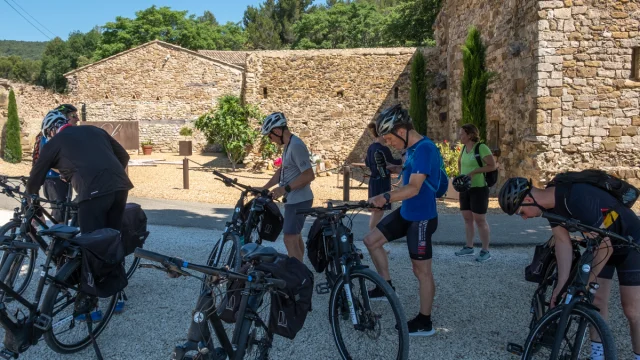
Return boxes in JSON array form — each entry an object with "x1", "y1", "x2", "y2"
[
  {"x1": 548, "y1": 169, "x2": 639, "y2": 208},
  {"x1": 404, "y1": 138, "x2": 449, "y2": 198},
  {"x1": 462, "y1": 143, "x2": 498, "y2": 188},
  {"x1": 242, "y1": 199, "x2": 284, "y2": 242},
  {"x1": 258, "y1": 256, "x2": 314, "y2": 339},
  {"x1": 75, "y1": 228, "x2": 128, "y2": 298},
  {"x1": 121, "y1": 203, "x2": 149, "y2": 256}
]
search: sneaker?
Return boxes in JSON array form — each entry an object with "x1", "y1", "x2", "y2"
[
  {"x1": 75, "y1": 310, "x2": 103, "y2": 322},
  {"x1": 367, "y1": 284, "x2": 395, "y2": 301},
  {"x1": 114, "y1": 299, "x2": 125, "y2": 314},
  {"x1": 455, "y1": 246, "x2": 474, "y2": 256},
  {"x1": 396, "y1": 315, "x2": 436, "y2": 337},
  {"x1": 476, "y1": 250, "x2": 492, "y2": 263}
]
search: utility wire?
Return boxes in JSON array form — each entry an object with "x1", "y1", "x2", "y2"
[
  {"x1": 8, "y1": 0, "x2": 58, "y2": 38},
  {"x1": 2, "y1": 0, "x2": 52, "y2": 40}
]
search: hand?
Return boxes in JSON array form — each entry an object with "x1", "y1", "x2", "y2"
[
  {"x1": 271, "y1": 186, "x2": 286, "y2": 199},
  {"x1": 550, "y1": 288, "x2": 561, "y2": 308},
  {"x1": 369, "y1": 194, "x2": 388, "y2": 208},
  {"x1": 387, "y1": 164, "x2": 402, "y2": 174}
]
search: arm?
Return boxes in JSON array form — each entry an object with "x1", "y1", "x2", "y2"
[
  {"x1": 27, "y1": 142, "x2": 57, "y2": 195},
  {"x1": 551, "y1": 226, "x2": 573, "y2": 307},
  {"x1": 382, "y1": 146, "x2": 402, "y2": 166},
  {"x1": 287, "y1": 168, "x2": 315, "y2": 190},
  {"x1": 108, "y1": 133, "x2": 130, "y2": 168},
  {"x1": 263, "y1": 169, "x2": 281, "y2": 190}
]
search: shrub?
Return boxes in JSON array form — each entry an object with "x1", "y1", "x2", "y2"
[
  {"x1": 3, "y1": 89, "x2": 22, "y2": 163},
  {"x1": 435, "y1": 140, "x2": 462, "y2": 177}
]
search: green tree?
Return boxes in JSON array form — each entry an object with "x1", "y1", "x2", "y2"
[
  {"x1": 385, "y1": 0, "x2": 441, "y2": 46},
  {"x1": 217, "y1": 22, "x2": 248, "y2": 50},
  {"x1": 293, "y1": 2, "x2": 385, "y2": 49},
  {"x1": 3, "y1": 89, "x2": 22, "y2": 163},
  {"x1": 194, "y1": 95, "x2": 263, "y2": 171},
  {"x1": 461, "y1": 26, "x2": 495, "y2": 141},
  {"x1": 410, "y1": 50, "x2": 427, "y2": 135},
  {"x1": 37, "y1": 37, "x2": 72, "y2": 92},
  {"x1": 0, "y1": 56, "x2": 40, "y2": 83},
  {"x1": 244, "y1": 0, "x2": 313, "y2": 49}
]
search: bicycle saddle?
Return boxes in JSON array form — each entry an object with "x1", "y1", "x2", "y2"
[
  {"x1": 38, "y1": 224, "x2": 80, "y2": 240},
  {"x1": 241, "y1": 243, "x2": 278, "y2": 263}
]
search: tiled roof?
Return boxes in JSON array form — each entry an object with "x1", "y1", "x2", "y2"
[{"x1": 197, "y1": 50, "x2": 247, "y2": 67}]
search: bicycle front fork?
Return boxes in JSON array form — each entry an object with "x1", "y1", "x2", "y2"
[{"x1": 173, "y1": 292, "x2": 222, "y2": 360}]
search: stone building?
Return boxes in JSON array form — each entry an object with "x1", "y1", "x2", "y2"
[{"x1": 1, "y1": 0, "x2": 638, "y2": 186}]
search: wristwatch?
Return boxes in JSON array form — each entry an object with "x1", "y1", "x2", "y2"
[
  {"x1": 383, "y1": 192, "x2": 391, "y2": 204},
  {"x1": 285, "y1": 184, "x2": 292, "y2": 193}
]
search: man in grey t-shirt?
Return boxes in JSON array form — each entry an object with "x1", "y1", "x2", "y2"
[{"x1": 260, "y1": 112, "x2": 315, "y2": 261}]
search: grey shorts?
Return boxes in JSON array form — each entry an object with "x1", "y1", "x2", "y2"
[{"x1": 283, "y1": 199, "x2": 314, "y2": 235}]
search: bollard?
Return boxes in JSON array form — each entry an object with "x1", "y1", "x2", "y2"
[
  {"x1": 343, "y1": 165, "x2": 350, "y2": 201},
  {"x1": 183, "y1": 158, "x2": 189, "y2": 189}
]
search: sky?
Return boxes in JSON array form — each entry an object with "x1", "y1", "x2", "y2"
[{"x1": 0, "y1": 0, "x2": 281, "y2": 42}]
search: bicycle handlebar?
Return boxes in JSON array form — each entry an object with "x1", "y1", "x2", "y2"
[
  {"x1": 0, "y1": 179, "x2": 76, "y2": 208},
  {"x1": 211, "y1": 170, "x2": 271, "y2": 198},
  {"x1": 296, "y1": 200, "x2": 380, "y2": 216},
  {"x1": 133, "y1": 248, "x2": 287, "y2": 289},
  {"x1": 541, "y1": 211, "x2": 637, "y2": 247}
]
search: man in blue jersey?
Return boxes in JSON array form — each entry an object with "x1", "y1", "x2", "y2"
[{"x1": 365, "y1": 104, "x2": 442, "y2": 336}]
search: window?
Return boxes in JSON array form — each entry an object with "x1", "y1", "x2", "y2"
[
  {"x1": 632, "y1": 47, "x2": 640, "y2": 80},
  {"x1": 394, "y1": 87, "x2": 399, "y2": 99},
  {"x1": 263, "y1": 87, "x2": 268, "y2": 99}
]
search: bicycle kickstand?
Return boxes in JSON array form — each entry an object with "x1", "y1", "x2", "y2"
[{"x1": 85, "y1": 318, "x2": 104, "y2": 360}]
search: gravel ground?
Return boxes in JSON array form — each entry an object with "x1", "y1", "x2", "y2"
[{"x1": 2, "y1": 223, "x2": 630, "y2": 360}]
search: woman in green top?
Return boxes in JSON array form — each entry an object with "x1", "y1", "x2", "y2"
[{"x1": 454, "y1": 124, "x2": 497, "y2": 262}]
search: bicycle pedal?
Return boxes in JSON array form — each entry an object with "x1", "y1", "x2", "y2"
[
  {"x1": 506, "y1": 343, "x2": 523, "y2": 356},
  {"x1": 0, "y1": 348, "x2": 17, "y2": 359},
  {"x1": 316, "y1": 282, "x2": 330, "y2": 295},
  {"x1": 33, "y1": 314, "x2": 52, "y2": 331}
]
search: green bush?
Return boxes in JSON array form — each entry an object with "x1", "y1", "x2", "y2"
[
  {"x1": 461, "y1": 26, "x2": 496, "y2": 141},
  {"x1": 435, "y1": 140, "x2": 462, "y2": 177},
  {"x1": 410, "y1": 50, "x2": 428, "y2": 135},
  {"x1": 179, "y1": 126, "x2": 193, "y2": 137},
  {"x1": 3, "y1": 89, "x2": 22, "y2": 163},
  {"x1": 195, "y1": 95, "x2": 263, "y2": 171}
]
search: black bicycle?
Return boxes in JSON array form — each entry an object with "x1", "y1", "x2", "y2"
[
  {"x1": 508, "y1": 211, "x2": 640, "y2": 359},
  {"x1": 135, "y1": 244, "x2": 287, "y2": 360},
  {"x1": 0, "y1": 176, "x2": 139, "y2": 299},
  {"x1": 0, "y1": 197, "x2": 118, "y2": 359},
  {"x1": 296, "y1": 201, "x2": 409, "y2": 360},
  {"x1": 204, "y1": 170, "x2": 279, "y2": 278}
]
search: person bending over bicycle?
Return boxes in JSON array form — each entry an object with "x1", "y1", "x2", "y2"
[
  {"x1": 364, "y1": 104, "x2": 442, "y2": 336},
  {"x1": 499, "y1": 177, "x2": 640, "y2": 360},
  {"x1": 259, "y1": 112, "x2": 315, "y2": 262},
  {"x1": 27, "y1": 110, "x2": 133, "y2": 234}
]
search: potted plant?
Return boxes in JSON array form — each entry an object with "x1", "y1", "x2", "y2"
[
  {"x1": 436, "y1": 140, "x2": 462, "y2": 200},
  {"x1": 179, "y1": 126, "x2": 193, "y2": 156},
  {"x1": 141, "y1": 140, "x2": 154, "y2": 155}
]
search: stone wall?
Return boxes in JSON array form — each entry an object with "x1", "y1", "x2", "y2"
[
  {"x1": 429, "y1": 0, "x2": 540, "y2": 183},
  {"x1": 243, "y1": 48, "x2": 417, "y2": 164},
  {"x1": 65, "y1": 41, "x2": 244, "y2": 152},
  {"x1": 532, "y1": 0, "x2": 640, "y2": 186}
]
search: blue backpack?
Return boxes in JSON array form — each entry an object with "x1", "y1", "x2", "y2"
[{"x1": 402, "y1": 138, "x2": 449, "y2": 198}]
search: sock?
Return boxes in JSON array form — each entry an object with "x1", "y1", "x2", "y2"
[
  {"x1": 590, "y1": 342, "x2": 603, "y2": 360},
  {"x1": 634, "y1": 352, "x2": 640, "y2": 360},
  {"x1": 417, "y1": 313, "x2": 431, "y2": 324}
]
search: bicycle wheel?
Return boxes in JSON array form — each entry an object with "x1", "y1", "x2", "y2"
[
  {"x1": 236, "y1": 292, "x2": 273, "y2": 360},
  {"x1": 0, "y1": 221, "x2": 37, "y2": 298},
  {"x1": 201, "y1": 232, "x2": 241, "y2": 293},
  {"x1": 123, "y1": 254, "x2": 140, "y2": 280},
  {"x1": 529, "y1": 258, "x2": 558, "y2": 329},
  {"x1": 329, "y1": 268, "x2": 409, "y2": 360},
  {"x1": 41, "y1": 259, "x2": 118, "y2": 354},
  {"x1": 522, "y1": 302, "x2": 616, "y2": 359}
]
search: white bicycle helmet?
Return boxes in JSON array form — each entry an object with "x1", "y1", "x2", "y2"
[
  {"x1": 41, "y1": 110, "x2": 68, "y2": 139},
  {"x1": 261, "y1": 112, "x2": 287, "y2": 135},
  {"x1": 375, "y1": 104, "x2": 410, "y2": 136}
]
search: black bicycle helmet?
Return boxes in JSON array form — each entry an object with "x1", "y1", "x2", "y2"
[
  {"x1": 452, "y1": 175, "x2": 472, "y2": 193},
  {"x1": 55, "y1": 104, "x2": 78, "y2": 115},
  {"x1": 375, "y1": 104, "x2": 411, "y2": 136},
  {"x1": 498, "y1": 177, "x2": 532, "y2": 215}
]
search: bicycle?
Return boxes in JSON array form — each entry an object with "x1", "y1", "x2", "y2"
[
  {"x1": 296, "y1": 200, "x2": 409, "y2": 360},
  {"x1": 507, "y1": 211, "x2": 640, "y2": 359},
  {"x1": 0, "y1": 196, "x2": 119, "y2": 360},
  {"x1": 134, "y1": 244, "x2": 288, "y2": 360},
  {"x1": 204, "y1": 170, "x2": 279, "y2": 278},
  {"x1": 0, "y1": 176, "x2": 140, "y2": 298}
]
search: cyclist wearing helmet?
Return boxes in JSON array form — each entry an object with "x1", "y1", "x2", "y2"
[
  {"x1": 259, "y1": 112, "x2": 315, "y2": 262},
  {"x1": 364, "y1": 104, "x2": 443, "y2": 336},
  {"x1": 499, "y1": 177, "x2": 640, "y2": 360},
  {"x1": 27, "y1": 110, "x2": 132, "y2": 233},
  {"x1": 31, "y1": 105, "x2": 79, "y2": 222}
]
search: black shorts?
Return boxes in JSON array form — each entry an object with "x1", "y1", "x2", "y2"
[
  {"x1": 376, "y1": 207, "x2": 438, "y2": 260},
  {"x1": 459, "y1": 186, "x2": 489, "y2": 214},
  {"x1": 598, "y1": 247, "x2": 640, "y2": 286}
]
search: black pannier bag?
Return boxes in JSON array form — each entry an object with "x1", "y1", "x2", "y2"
[
  {"x1": 525, "y1": 236, "x2": 555, "y2": 283},
  {"x1": 242, "y1": 199, "x2": 284, "y2": 242},
  {"x1": 219, "y1": 262, "x2": 252, "y2": 324},
  {"x1": 306, "y1": 217, "x2": 329, "y2": 273},
  {"x1": 76, "y1": 228, "x2": 128, "y2": 297},
  {"x1": 121, "y1": 203, "x2": 149, "y2": 256}
]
